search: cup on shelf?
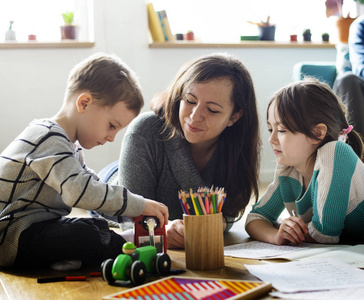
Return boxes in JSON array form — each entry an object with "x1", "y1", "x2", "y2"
[{"x1": 258, "y1": 25, "x2": 276, "y2": 41}]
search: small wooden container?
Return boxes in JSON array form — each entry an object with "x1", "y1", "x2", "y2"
[{"x1": 183, "y1": 213, "x2": 224, "y2": 270}]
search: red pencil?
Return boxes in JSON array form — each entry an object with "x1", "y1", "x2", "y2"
[{"x1": 37, "y1": 276, "x2": 87, "y2": 283}]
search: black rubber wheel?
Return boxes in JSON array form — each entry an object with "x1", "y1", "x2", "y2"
[
  {"x1": 155, "y1": 253, "x2": 171, "y2": 276},
  {"x1": 130, "y1": 261, "x2": 147, "y2": 285},
  {"x1": 101, "y1": 259, "x2": 116, "y2": 283}
]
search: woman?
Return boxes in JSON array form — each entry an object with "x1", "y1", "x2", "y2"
[{"x1": 114, "y1": 53, "x2": 261, "y2": 248}]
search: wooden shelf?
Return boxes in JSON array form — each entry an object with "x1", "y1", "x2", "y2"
[
  {"x1": 149, "y1": 41, "x2": 336, "y2": 49},
  {"x1": 0, "y1": 41, "x2": 95, "y2": 49}
]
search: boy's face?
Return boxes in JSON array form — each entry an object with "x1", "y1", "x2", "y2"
[{"x1": 77, "y1": 100, "x2": 137, "y2": 149}]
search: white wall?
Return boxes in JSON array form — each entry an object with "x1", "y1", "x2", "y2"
[{"x1": 0, "y1": 0, "x2": 337, "y2": 183}]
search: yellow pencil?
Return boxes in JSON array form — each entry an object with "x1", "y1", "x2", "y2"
[{"x1": 190, "y1": 189, "x2": 200, "y2": 215}]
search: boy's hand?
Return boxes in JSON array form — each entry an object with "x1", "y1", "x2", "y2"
[
  {"x1": 274, "y1": 216, "x2": 308, "y2": 245},
  {"x1": 142, "y1": 199, "x2": 169, "y2": 228},
  {"x1": 166, "y1": 219, "x2": 184, "y2": 249}
]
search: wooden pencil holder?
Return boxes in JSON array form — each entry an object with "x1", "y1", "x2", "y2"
[{"x1": 183, "y1": 213, "x2": 224, "y2": 270}]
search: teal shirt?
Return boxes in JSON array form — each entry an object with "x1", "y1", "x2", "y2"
[{"x1": 246, "y1": 141, "x2": 364, "y2": 243}]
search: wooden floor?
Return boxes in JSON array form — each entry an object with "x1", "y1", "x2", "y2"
[
  {"x1": 0, "y1": 232, "x2": 275, "y2": 300},
  {"x1": 0, "y1": 184, "x2": 271, "y2": 300}
]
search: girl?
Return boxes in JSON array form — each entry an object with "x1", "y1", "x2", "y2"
[
  {"x1": 246, "y1": 77, "x2": 364, "y2": 245},
  {"x1": 114, "y1": 53, "x2": 262, "y2": 249}
]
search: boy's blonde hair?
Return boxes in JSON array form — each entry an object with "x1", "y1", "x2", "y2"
[{"x1": 66, "y1": 53, "x2": 144, "y2": 114}]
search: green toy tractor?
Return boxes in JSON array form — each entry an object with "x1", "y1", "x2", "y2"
[{"x1": 101, "y1": 243, "x2": 171, "y2": 285}]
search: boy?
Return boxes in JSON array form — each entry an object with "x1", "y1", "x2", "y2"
[{"x1": 0, "y1": 53, "x2": 168, "y2": 269}]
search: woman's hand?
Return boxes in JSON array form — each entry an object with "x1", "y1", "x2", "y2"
[
  {"x1": 274, "y1": 216, "x2": 308, "y2": 245},
  {"x1": 166, "y1": 219, "x2": 185, "y2": 249},
  {"x1": 142, "y1": 199, "x2": 169, "y2": 228}
]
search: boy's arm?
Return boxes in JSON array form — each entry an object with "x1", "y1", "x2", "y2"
[{"x1": 27, "y1": 134, "x2": 145, "y2": 217}]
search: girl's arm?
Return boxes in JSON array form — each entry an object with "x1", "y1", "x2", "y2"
[
  {"x1": 245, "y1": 165, "x2": 310, "y2": 245},
  {"x1": 246, "y1": 217, "x2": 308, "y2": 245}
]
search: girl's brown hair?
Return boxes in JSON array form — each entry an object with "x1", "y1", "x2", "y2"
[{"x1": 268, "y1": 77, "x2": 363, "y2": 160}]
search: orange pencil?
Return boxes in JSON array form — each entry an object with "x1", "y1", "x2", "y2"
[
  {"x1": 217, "y1": 198, "x2": 223, "y2": 213},
  {"x1": 197, "y1": 194, "x2": 207, "y2": 215},
  {"x1": 218, "y1": 193, "x2": 226, "y2": 212}
]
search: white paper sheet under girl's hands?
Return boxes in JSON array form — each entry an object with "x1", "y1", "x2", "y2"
[
  {"x1": 224, "y1": 240, "x2": 347, "y2": 260},
  {"x1": 245, "y1": 258, "x2": 364, "y2": 293}
]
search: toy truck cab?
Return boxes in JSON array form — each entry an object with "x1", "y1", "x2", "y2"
[{"x1": 101, "y1": 244, "x2": 171, "y2": 285}]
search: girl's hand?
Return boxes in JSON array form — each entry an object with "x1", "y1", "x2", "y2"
[
  {"x1": 274, "y1": 216, "x2": 308, "y2": 245},
  {"x1": 142, "y1": 199, "x2": 169, "y2": 228},
  {"x1": 166, "y1": 219, "x2": 184, "y2": 249}
]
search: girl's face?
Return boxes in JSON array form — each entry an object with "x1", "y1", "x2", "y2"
[
  {"x1": 267, "y1": 100, "x2": 318, "y2": 172},
  {"x1": 179, "y1": 78, "x2": 241, "y2": 147}
]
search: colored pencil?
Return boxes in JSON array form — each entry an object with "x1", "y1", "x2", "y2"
[
  {"x1": 197, "y1": 194, "x2": 207, "y2": 215},
  {"x1": 178, "y1": 186, "x2": 226, "y2": 215}
]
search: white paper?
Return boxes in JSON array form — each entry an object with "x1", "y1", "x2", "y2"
[
  {"x1": 270, "y1": 287, "x2": 364, "y2": 300},
  {"x1": 119, "y1": 228, "x2": 134, "y2": 243},
  {"x1": 302, "y1": 244, "x2": 364, "y2": 268},
  {"x1": 224, "y1": 240, "x2": 348, "y2": 260},
  {"x1": 245, "y1": 258, "x2": 364, "y2": 293}
]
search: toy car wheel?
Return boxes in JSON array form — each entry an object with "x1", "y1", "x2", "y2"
[
  {"x1": 155, "y1": 253, "x2": 171, "y2": 276},
  {"x1": 101, "y1": 258, "x2": 116, "y2": 283},
  {"x1": 130, "y1": 260, "x2": 147, "y2": 285}
]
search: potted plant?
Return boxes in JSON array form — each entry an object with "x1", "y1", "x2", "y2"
[
  {"x1": 322, "y1": 32, "x2": 330, "y2": 42},
  {"x1": 60, "y1": 11, "x2": 77, "y2": 40},
  {"x1": 290, "y1": 34, "x2": 298, "y2": 42},
  {"x1": 249, "y1": 16, "x2": 276, "y2": 41},
  {"x1": 186, "y1": 30, "x2": 194, "y2": 41},
  {"x1": 303, "y1": 29, "x2": 312, "y2": 41},
  {"x1": 325, "y1": 0, "x2": 364, "y2": 42}
]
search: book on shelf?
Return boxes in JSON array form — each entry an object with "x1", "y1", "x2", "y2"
[
  {"x1": 147, "y1": 2, "x2": 165, "y2": 42},
  {"x1": 157, "y1": 10, "x2": 168, "y2": 41},
  {"x1": 158, "y1": 10, "x2": 175, "y2": 42}
]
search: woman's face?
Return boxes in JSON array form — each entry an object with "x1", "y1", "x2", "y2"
[{"x1": 179, "y1": 77, "x2": 242, "y2": 147}]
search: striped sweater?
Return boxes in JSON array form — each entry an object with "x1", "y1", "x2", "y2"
[
  {"x1": 0, "y1": 119, "x2": 145, "y2": 267},
  {"x1": 246, "y1": 141, "x2": 364, "y2": 243}
]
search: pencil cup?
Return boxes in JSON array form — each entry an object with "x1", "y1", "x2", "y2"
[{"x1": 183, "y1": 212, "x2": 224, "y2": 270}]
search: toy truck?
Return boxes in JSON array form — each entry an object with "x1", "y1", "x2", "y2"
[{"x1": 101, "y1": 243, "x2": 171, "y2": 285}]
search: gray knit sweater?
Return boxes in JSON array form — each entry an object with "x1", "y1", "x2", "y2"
[
  {"x1": 114, "y1": 112, "x2": 232, "y2": 226},
  {"x1": 0, "y1": 119, "x2": 145, "y2": 267}
]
